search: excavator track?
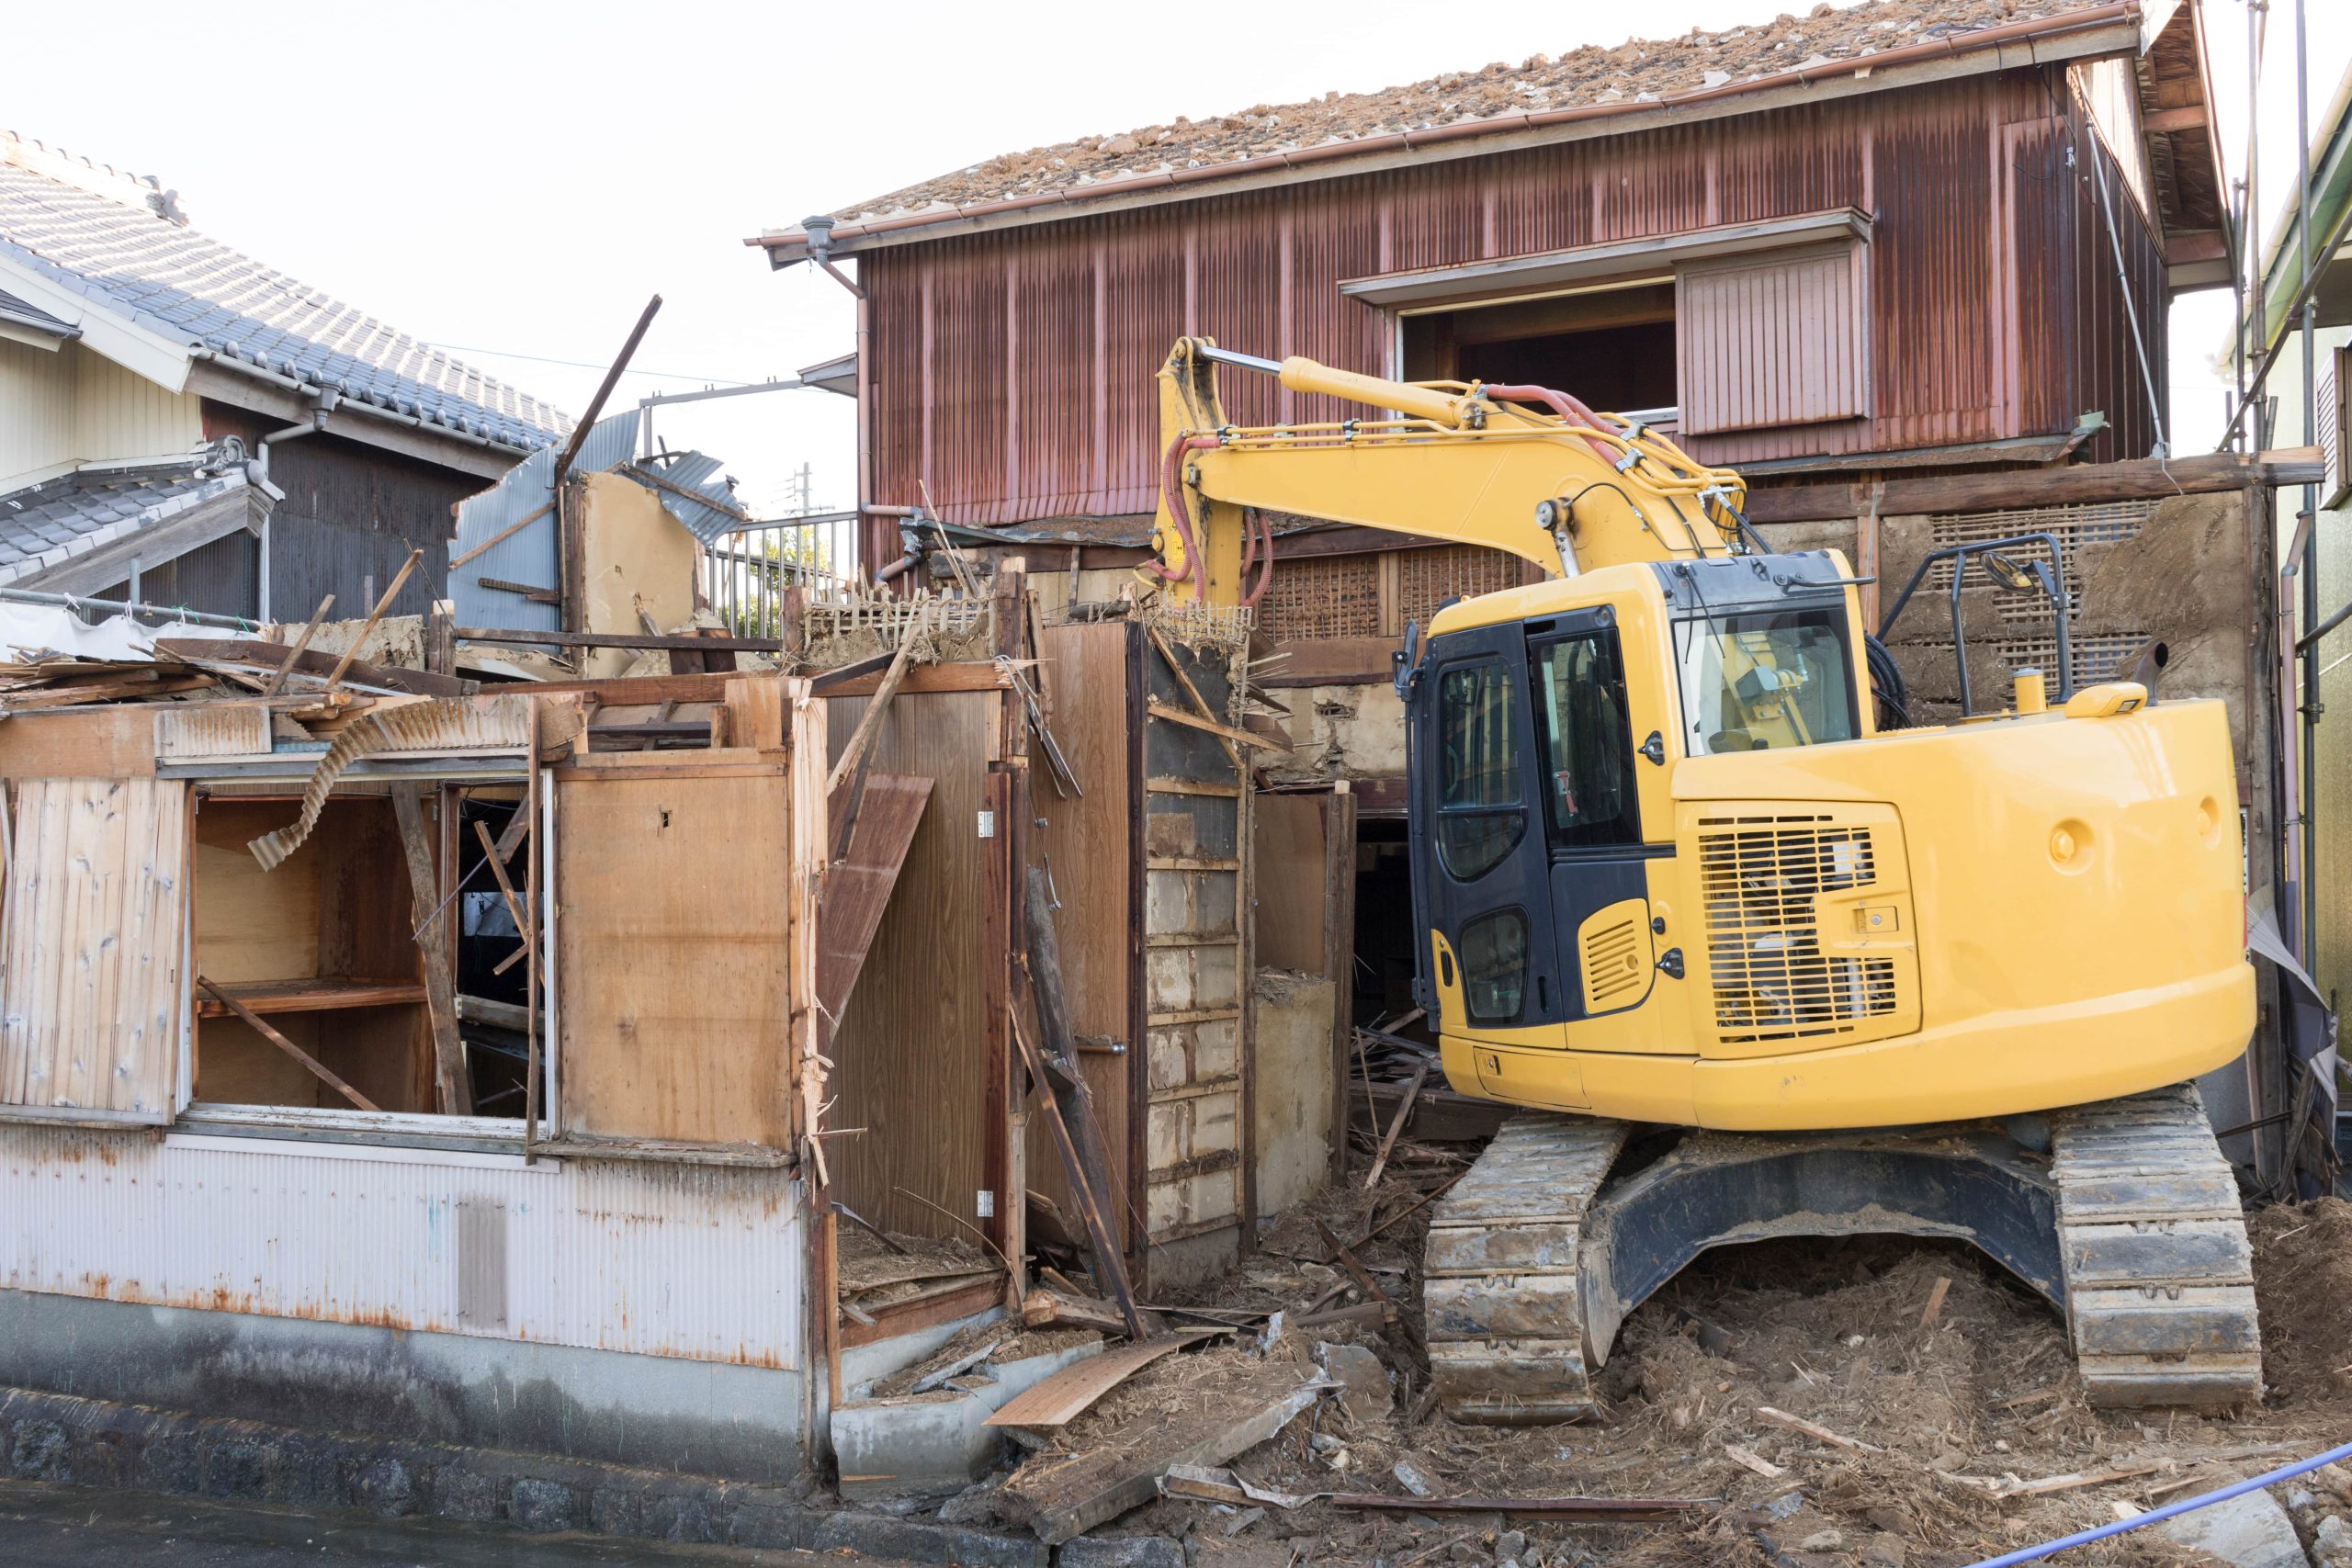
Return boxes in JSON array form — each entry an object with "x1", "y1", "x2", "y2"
[
  {"x1": 1423, "y1": 1113, "x2": 1630, "y2": 1424},
  {"x1": 1422, "y1": 1085, "x2": 2260, "y2": 1424},
  {"x1": 2050, "y1": 1084, "x2": 2263, "y2": 1408}
]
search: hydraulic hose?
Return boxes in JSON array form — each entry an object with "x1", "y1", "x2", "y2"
[
  {"x1": 1143, "y1": 434, "x2": 1220, "y2": 583},
  {"x1": 1479, "y1": 382, "x2": 1623, "y2": 463}
]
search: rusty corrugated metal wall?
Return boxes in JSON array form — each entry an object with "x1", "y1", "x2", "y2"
[{"x1": 864, "y1": 66, "x2": 2165, "y2": 532}]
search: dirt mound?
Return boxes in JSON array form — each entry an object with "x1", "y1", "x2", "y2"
[{"x1": 2251, "y1": 1196, "x2": 2352, "y2": 1410}]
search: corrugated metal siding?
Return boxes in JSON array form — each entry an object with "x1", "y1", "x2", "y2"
[
  {"x1": 0, "y1": 337, "x2": 74, "y2": 485},
  {"x1": 866, "y1": 68, "x2": 2129, "y2": 524},
  {"x1": 447, "y1": 410, "x2": 640, "y2": 631},
  {"x1": 0, "y1": 1126, "x2": 806, "y2": 1368},
  {"x1": 91, "y1": 528, "x2": 260, "y2": 622},
  {"x1": 1679, "y1": 244, "x2": 1869, "y2": 434}
]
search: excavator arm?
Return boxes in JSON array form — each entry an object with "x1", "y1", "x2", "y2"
[{"x1": 1144, "y1": 337, "x2": 1756, "y2": 604}]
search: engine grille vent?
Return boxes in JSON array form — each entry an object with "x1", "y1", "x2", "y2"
[
  {"x1": 1581, "y1": 914, "x2": 1647, "y2": 1012},
  {"x1": 1698, "y1": 814, "x2": 1898, "y2": 1043}
]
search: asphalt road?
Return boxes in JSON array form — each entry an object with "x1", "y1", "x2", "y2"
[{"x1": 0, "y1": 1482, "x2": 887, "y2": 1567}]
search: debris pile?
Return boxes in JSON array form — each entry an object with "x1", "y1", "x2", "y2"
[{"x1": 836, "y1": 0, "x2": 2100, "y2": 221}]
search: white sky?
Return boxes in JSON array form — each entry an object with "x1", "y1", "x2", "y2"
[{"x1": 8, "y1": 0, "x2": 2349, "y2": 509}]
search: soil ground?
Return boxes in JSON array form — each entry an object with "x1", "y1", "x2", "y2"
[{"x1": 979, "y1": 1152, "x2": 2352, "y2": 1567}]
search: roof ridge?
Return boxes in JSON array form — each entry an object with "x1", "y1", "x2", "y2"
[{"x1": 1, "y1": 131, "x2": 187, "y2": 226}]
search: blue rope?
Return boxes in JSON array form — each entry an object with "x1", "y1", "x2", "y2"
[{"x1": 1964, "y1": 1438, "x2": 2352, "y2": 1568}]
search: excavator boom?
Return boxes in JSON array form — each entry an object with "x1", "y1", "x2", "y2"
[{"x1": 1146, "y1": 338, "x2": 1750, "y2": 603}]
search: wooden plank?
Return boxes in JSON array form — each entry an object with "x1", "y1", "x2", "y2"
[
  {"x1": 1363, "y1": 1061, "x2": 1430, "y2": 1189},
  {"x1": 196, "y1": 977, "x2": 379, "y2": 1112},
  {"x1": 1252, "y1": 794, "x2": 1332, "y2": 974},
  {"x1": 259, "y1": 595, "x2": 334, "y2": 699},
  {"x1": 1324, "y1": 791, "x2": 1359, "y2": 1184},
  {"x1": 1148, "y1": 701, "x2": 1286, "y2": 751},
  {"x1": 985, "y1": 1331, "x2": 1218, "y2": 1427},
  {"x1": 837, "y1": 1275, "x2": 1003, "y2": 1350},
  {"x1": 556, "y1": 766, "x2": 795, "y2": 1147},
  {"x1": 1743, "y1": 450, "x2": 2321, "y2": 525},
  {"x1": 196, "y1": 978, "x2": 426, "y2": 1017},
  {"x1": 449, "y1": 500, "x2": 553, "y2": 570},
  {"x1": 158, "y1": 637, "x2": 464, "y2": 697},
  {"x1": 390, "y1": 785, "x2": 469, "y2": 1115},
  {"x1": 1256, "y1": 636, "x2": 1405, "y2": 688},
  {"x1": 817, "y1": 774, "x2": 933, "y2": 1029},
  {"x1": 1002, "y1": 1381, "x2": 1317, "y2": 1545},
  {"x1": 826, "y1": 615, "x2": 930, "y2": 795},
  {"x1": 456, "y1": 626, "x2": 784, "y2": 653}
]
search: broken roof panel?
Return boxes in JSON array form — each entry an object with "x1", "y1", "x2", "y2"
[{"x1": 0, "y1": 133, "x2": 570, "y2": 452}]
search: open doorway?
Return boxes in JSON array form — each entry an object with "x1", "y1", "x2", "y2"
[{"x1": 1399, "y1": 279, "x2": 1678, "y2": 417}]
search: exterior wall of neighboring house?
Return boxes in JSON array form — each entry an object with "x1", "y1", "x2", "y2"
[
  {"x1": 859, "y1": 65, "x2": 2165, "y2": 536},
  {"x1": 0, "y1": 337, "x2": 202, "y2": 491},
  {"x1": 2258, "y1": 324, "x2": 2352, "y2": 1011}
]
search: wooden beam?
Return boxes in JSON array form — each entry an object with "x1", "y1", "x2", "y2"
[
  {"x1": 197, "y1": 977, "x2": 379, "y2": 1112},
  {"x1": 324, "y1": 548, "x2": 424, "y2": 694},
  {"x1": 2164, "y1": 229, "x2": 2228, "y2": 265},
  {"x1": 1746, "y1": 449, "x2": 2322, "y2": 525},
  {"x1": 824, "y1": 610, "x2": 928, "y2": 795},
  {"x1": 259, "y1": 595, "x2": 335, "y2": 699},
  {"x1": 477, "y1": 577, "x2": 563, "y2": 604},
  {"x1": 455, "y1": 626, "x2": 784, "y2": 653},
  {"x1": 1148, "y1": 700, "x2": 1288, "y2": 752},
  {"x1": 471, "y1": 819, "x2": 535, "y2": 976},
  {"x1": 1256, "y1": 637, "x2": 1403, "y2": 689},
  {"x1": 159, "y1": 638, "x2": 465, "y2": 697},
  {"x1": 2143, "y1": 104, "x2": 2209, "y2": 133},
  {"x1": 390, "y1": 784, "x2": 470, "y2": 1113}
]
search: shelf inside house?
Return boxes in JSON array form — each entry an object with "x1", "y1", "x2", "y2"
[{"x1": 194, "y1": 977, "x2": 428, "y2": 1019}]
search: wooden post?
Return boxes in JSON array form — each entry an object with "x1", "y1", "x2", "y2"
[
  {"x1": 260, "y1": 594, "x2": 334, "y2": 699},
  {"x1": 1326, "y1": 786, "x2": 1360, "y2": 1185},
  {"x1": 425, "y1": 601, "x2": 457, "y2": 679},
  {"x1": 390, "y1": 784, "x2": 471, "y2": 1114},
  {"x1": 1023, "y1": 866, "x2": 1143, "y2": 1336},
  {"x1": 323, "y1": 549, "x2": 423, "y2": 694},
  {"x1": 524, "y1": 757, "x2": 540, "y2": 1160}
]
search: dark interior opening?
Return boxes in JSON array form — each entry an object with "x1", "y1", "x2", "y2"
[
  {"x1": 1401, "y1": 279, "x2": 1679, "y2": 415},
  {"x1": 1351, "y1": 817, "x2": 1420, "y2": 1031}
]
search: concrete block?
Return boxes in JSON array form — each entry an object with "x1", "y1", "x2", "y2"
[
  {"x1": 430, "y1": 1464, "x2": 504, "y2": 1524},
  {"x1": 2312, "y1": 1513, "x2": 2352, "y2": 1567},
  {"x1": 351, "y1": 1456, "x2": 418, "y2": 1518},
  {"x1": 7, "y1": 1420, "x2": 65, "y2": 1481},
  {"x1": 1059, "y1": 1535, "x2": 1186, "y2": 1568},
  {"x1": 726, "y1": 1495, "x2": 816, "y2": 1550},
  {"x1": 1315, "y1": 1342, "x2": 1392, "y2": 1422},
  {"x1": 810, "y1": 1510, "x2": 1049, "y2": 1566},
  {"x1": 2153, "y1": 1488, "x2": 2305, "y2": 1568},
  {"x1": 834, "y1": 1338, "x2": 1103, "y2": 1500}
]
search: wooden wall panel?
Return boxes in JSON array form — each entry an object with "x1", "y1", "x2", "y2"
[
  {"x1": 1026, "y1": 622, "x2": 1142, "y2": 1249},
  {"x1": 1253, "y1": 793, "x2": 1331, "y2": 975},
  {"x1": 1678, "y1": 243, "x2": 1870, "y2": 434},
  {"x1": 556, "y1": 760, "x2": 795, "y2": 1148},
  {"x1": 824, "y1": 692, "x2": 996, "y2": 1236},
  {"x1": 0, "y1": 776, "x2": 187, "y2": 1121}
]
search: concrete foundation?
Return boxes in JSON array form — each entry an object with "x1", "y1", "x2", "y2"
[
  {"x1": 0, "y1": 1288, "x2": 808, "y2": 1483},
  {"x1": 832, "y1": 1338, "x2": 1103, "y2": 1500}
]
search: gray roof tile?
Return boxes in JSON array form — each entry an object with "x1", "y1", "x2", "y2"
[
  {"x1": 0, "y1": 144, "x2": 569, "y2": 452},
  {"x1": 0, "y1": 461, "x2": 242, "y2": 577}
]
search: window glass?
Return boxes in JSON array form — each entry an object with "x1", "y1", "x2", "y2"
[
  {"x1": 1532, "y1": 632, "x2": 1642, "y2": 847},
  {"x1": 1436, "y1": 661, "x2": 1525, "y2": 881},
  {"x1": 1458, "y1": 908, "x2": 1530, "y2": 1025},
  {"x1": 1676, "y1": 607, "x2": 1859, "y2": 756}
]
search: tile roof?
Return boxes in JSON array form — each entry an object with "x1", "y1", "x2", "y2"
[
  {"x1": 0, "y1": 134, "x2": 569, "y2": 452},
  {"x1": 0, "y1": 287, "x2": 74, "y2": 339},
  {"x1": 0, "y1": 457, "x2": 247, "y2": 582},
  {"x1": 829, "y1": 0, "x2": 2112, "y2": 226}
]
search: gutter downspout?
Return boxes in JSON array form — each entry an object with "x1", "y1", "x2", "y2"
[
  {"x1": 2295, "y1": 0, "x2": 2320, "y2": 971},
  {"x1": 249, "y1": 387, "x2": 340, "y2": 623},
  {"x1": 800, "y1": 217, "x2": 879, "y2": 587}
]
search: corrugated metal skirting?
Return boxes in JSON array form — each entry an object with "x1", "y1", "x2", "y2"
[{"x1": 0, "y1": 1127, "x2": 806, "y2": 1370}]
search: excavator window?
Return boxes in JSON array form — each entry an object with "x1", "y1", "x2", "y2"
[
  {"x1": 1434, "y1": 660, "x2": 1526, "y2": 882},
  {"x1": 1675, "y1": 606, "x2": 1859, "y2": 756},
  {"x1": 1532, "y1": 631, "x2": 1641, "y2": 849}
]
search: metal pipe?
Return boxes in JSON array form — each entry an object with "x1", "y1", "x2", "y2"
[
  {"x1": 0, "y1": 585, "x2": 257, "y2": 630},
  {"x1": 2296, "y1": 0, "x2": 2320, "y2": 968}
]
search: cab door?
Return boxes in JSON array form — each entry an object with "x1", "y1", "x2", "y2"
[
  {"x1": 1410, "y1": 625, "x2": 1564, "y2": 1046},
  {"x1": 1527, "y1": 615, "x2": 1676, "y2": 1049}
]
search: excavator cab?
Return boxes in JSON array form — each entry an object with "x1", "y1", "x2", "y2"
[{"x1": 1401, "y1": 552, "x2": 1871, "y2": 1108}]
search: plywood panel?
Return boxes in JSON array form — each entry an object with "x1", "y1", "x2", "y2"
[
  {"x1": 556, "y1": 761, "x2": 795, "y2": 1147},
  {"x1": 0, "y1": 709, "x2": 156, "y2": 780},
  {"x1": 1027, "y1": 623, "x2": 1140, "y2": 1248},
  {"x1": 0, "y1": 776, "x2": 187, "y2": 1120},
  {"x1": 1252, "y1": 794, "x2": 1330, "y2": 976},
  {"x1": 196, "y1": 1014, "x2": 325, "y2": 1106},
  {"x1": 195, "y1": 799, "x2": 321, "y2": 985},
  {"x1": 825, "y1": 691, "x2": 995, "y2": 1236}
]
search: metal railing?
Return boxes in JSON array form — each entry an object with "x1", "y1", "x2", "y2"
[{"x1": 700, "y1": 510, "x2": 860, "y2": 638}]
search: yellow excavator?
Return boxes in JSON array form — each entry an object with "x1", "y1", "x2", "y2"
[{"x1": 1145, "y1": 337, "x2": 2259, "y2": 1419}]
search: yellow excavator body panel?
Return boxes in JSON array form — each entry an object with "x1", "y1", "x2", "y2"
[{"x1": 1437, "y1": 694, "x2": 2252, "y2": 1129}]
